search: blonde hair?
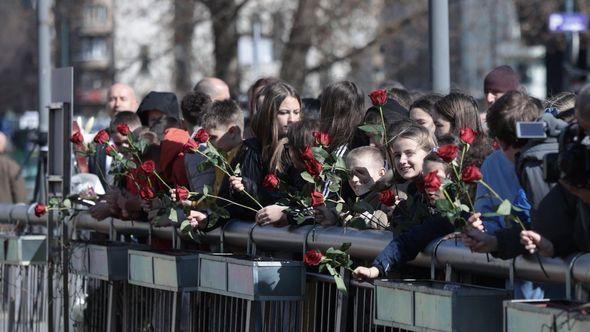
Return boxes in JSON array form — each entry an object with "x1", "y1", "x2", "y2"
[{"x1": 388, "y1": 119, "x2": 437, "y2": 153}]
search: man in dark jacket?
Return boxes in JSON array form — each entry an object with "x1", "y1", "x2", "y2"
[{"x1": 136, "y1": 91, "x2": 181, "y2": 138}]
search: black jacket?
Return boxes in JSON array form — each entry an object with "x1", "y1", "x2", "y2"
[
  {"x1": 492, "y1": 183, "x2": 590, "y2": 259},
  {"x1": 136, "y1": 91, "x2": 180, "y2": 127}
]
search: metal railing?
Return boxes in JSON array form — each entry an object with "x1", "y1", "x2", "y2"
[{"x1": 1, "y1": 203, "x2": 589, "y2": 331}]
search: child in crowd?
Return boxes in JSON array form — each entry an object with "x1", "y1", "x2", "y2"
[
  {"x1": 319, "y1": 81, "x2": 366, "y2": 154},
  {"x1": 314, "y1": 146, "x2": 389, "y2": 228},
  {"x1": 183, "y1": 99, "x2": 245, "y2": 229},
  {"x1": 432, "y1": 92, "x2": 483, "y2": 139},
  {"x1": 409, "y1": 93, "x2": 442, "y2": 137},
  {"x1": 255, "y1": 119, "x2": 319, "y2": 226},
  {"x1": 352, "y1": 143, "x2": 456, "y2": 281},
  {"x1": 228, "y1": 81, "x2": 301, "y2": 218}
]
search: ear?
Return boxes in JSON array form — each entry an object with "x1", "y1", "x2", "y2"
[{"x1": 378, "y1": 168, "x2": 386, "y2": 177}]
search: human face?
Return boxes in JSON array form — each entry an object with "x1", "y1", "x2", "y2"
[
  {"x1": 147, "y1": 109, "x2": 166, "y2": 128},
  {"x1": 422, "y1": 160, "x2": 447, "y2": 203},
  {"x1": 410, "y1": 107, "x2": 436, "y2": 136},
  {"x1": 391, "y1": 137, "x2": 428, "y2": 181},
  {"x1": 347, "y1": 157, "x2": 386, "y2": 196},
  {"x1": 107, "y1": 84, "x2": 137, "y2": 116},
  {"x1": 276, "y1": 96, "x2": 301, "y2": 136},
  {"x1": 485, "y1": 91, "x2": 504, "y2": 107},
  {"x1": 433, "y1": 110, "x2": 452, "y2": 138},
  {"x1": 206, "y1": 124, "x2": 242, "y2": 152}
]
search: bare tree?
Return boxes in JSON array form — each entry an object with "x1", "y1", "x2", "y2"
[{"x1": 173, "y1": 0, "x2": 197, "y2": 94}]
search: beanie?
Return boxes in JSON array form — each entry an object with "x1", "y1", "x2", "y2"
[{"x1": 484, "y1": 65, "x2": 520, "y2": 94}]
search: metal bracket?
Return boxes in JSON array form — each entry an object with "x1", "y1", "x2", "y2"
[
  {"x1": 247, "y1": 223, "x2": 257, "y2": 257},
  {"x1": 430, "y1": 237, "x2": 447, "y2": 280},
  {"x1": 566, "y1": 252, "x2": 587, "y2": 300},
  {"x1": 302, "y1": 225, "x2": 316, "y2": 256},
  {"x1": 219, "y1": 221, "x2": 230, "y2": 253}
]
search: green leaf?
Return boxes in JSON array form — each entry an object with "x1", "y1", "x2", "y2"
[
  {"x1": 435, "y1": 199, "x2": 454, "y2": 212},
  {"x1": 300, "y1": 172, "x2": 316, "y2": 184},
  {"x1": 358, "y1": 124, "x2": 383, "y2": 134},
  {"x1": 234, "y1": 163, "x2": 241, "y2": 176},
  {"x1": 495, "y1": 199, "x2": 512, "y2": 216},
  {"x1": 202, "y1": 185, "x2": 210, "y2": 196},
  {"x1": 180, "y1": 219, "x2": 192, "y2": 233},
  {"x1": 334, "y1": 157, "x2": 347, "y2": 172},
  {"x1": 312, "y1": 147, "x2": 330, "y2": 163},
  {"x1": 335, "y1": 203, "x2": 344, "y2": 213},
  {"x1": 62, "y1": 199, "x2": 72, "y2": 209},
  {"x1": 168, "y1": 208, "x2": 178, "y2": 223},
  {"x1": 334, "y1": 274, "x2": 347, "y2": 295},
  {"x1": 339, "y1": 242, "x2": 351, "y2": 252},
  {"x1": 459, "y1": 204, "x2": 470, "y2": 212}
]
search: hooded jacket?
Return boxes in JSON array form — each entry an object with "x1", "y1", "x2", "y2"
[{"x1": 136, "y1": 91, "x2": 180, "y2": 127}]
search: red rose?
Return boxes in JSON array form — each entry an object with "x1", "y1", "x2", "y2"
[
  {"x1": 369, "y1": 89, "x2": 388, "y2": 106},
  {"x1": 262, "y1": 174, "x2": 280, "y2": 189},
  {"x1": 194, "y1": 128, "x2": 209, "y2": 143},
  {"x1": 312, "y1": 131, "x2": 331, "y2": 148},
  {"x1": 300, "y1": 145, "x2": 315, "y2": 162},
  {"x1": 303, "y1": 249, "x2": 324, "y2": 266},
  {"x1": 459, "y1": 128, "x2": 477, "y2": 145},
  {"x1": 183, "y1": 139, "x2": 199, "y2": 153},
  {"x1": 311, "y1": 191, "x2": 325, "y2": 207},
  {"x1": 176, "y1": 186, "x2": 189, "y2": 201},
  {"x1": 139, "y1": 187, "x2": 155, "y2": 200},
  {"x1": 423, "y1": 171, "x2": 442, "y2": 193},
  {"x1": 70, "y1": 132, "x2": 84, "y2": 145},
  {"x1": 379, "y1": 189, "x2": 396, "y2": 206},
  {"x1": 116, "y1": 123, "x2": 130, "y2": 136},
  {"x1": 34, "y1": 203, "x2": 47, "y2": 217},
  {"x1": 437, "y1": 144, "x2": 459, "y2": 162},
  {"x1": 461, "y1": 165, "x2": 482, "y2": 183},
  {"x1": 105, "y1": 145, "x2": 117, "y2": 156},
  {"x1": 304, "y1": 159, "x2": 323, "y2": 177},
  {"x1": 140, "y1": 160, "x2": 156, "y2": 174},
  {"x1": 93, "y1": 129, "x2": 110, "y2": 145}
]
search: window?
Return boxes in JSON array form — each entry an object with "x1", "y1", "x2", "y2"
[{"x1": 79, "y1": 37, "x2": 108, "y2": 62}]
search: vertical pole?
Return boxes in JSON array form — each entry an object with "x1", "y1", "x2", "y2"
[
  {"x1": 252, "y1": 16, "x2": 261, "y2": 80},
  {"x1": 38, "y1": 0, "x2": 52, "y2": 135},
  {"x1": 429, "y1": 0, "x2": 450, "y2": 94},
  {"x1": 334, "y1": 268, "x2": 350, "y2": 332}
]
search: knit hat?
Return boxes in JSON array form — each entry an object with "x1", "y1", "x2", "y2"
[{"x1": 484, "y1": 65, "x2": 520, "y2": 94}]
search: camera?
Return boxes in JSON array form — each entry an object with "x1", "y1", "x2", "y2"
[
  {"x1": 544, "y1": 123, "x2": 590, "y2": 187},
  {"x1": 516, "y1": 110, "x2": 590, "y2": 188}
]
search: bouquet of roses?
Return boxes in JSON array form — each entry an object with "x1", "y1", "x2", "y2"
[
  {"x1": 428, "y1": 128, "x2": 526, "y2": 230},
  {"x1": 262, "y1": 132, "x2": 348, "y2": 225},
  {"x1": 304, "y1": 243, "x2": 354, "y2": 294}
]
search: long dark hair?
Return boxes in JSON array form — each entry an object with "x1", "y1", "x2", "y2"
[
  {"x1": 319, "y1": 81, "x2": 366, "y2": 152},
  {"x1": 270, "y1": 119, "x2": 319, "y2": 173},
  {"x1": 434, "y1": 92, "x2": 482, "y2": 135},
  {"x1": 251, "y1": 81, "x2": 301, "y2": 163}
]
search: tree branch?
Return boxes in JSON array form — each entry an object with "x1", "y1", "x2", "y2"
[{"x1": 306, "y1": 6, "x2": 427, "y2": 74}]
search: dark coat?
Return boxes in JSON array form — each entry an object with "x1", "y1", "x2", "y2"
[
  {"x1": 372, "y1": 214, "x2": 454, "y2": 276},
  {"x1": 136, "y1": 91, "x2": 180, "y2": 127}
]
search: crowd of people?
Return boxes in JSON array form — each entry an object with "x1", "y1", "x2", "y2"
[{"x1": 74, "y1": 65, "x2": 590, "y2": 299}]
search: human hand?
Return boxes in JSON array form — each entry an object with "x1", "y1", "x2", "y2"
[
  {"x1": 352, "y1": 266, "x2": 380, "y2": 281},
  {"x1": 256, "y1": 205, "x2": 288, "y2": 226},
  {"x1": 466, "y1": 212, "x2": 484, "y2": 231},
  {"x1": 314, "y1": 206, "x2": 337, "y2": 226},
  {"x1": 520, "y1": 230, "x2": 554, "y2": 257},
  {"x1": 188, "y1": 210, "x2": 208, "y2": 229},
  {"x1": 169, "y1": 188, "x2": 192, "y2": 207},
  {"x1": 229, "y1": 176, "x2": 245, "y2": 192},
  {"x1": 460, "y1": 228, "x2": 498, "y2": 253}
]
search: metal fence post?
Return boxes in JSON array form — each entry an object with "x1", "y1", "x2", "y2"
[{"x1": 334, "y1": 267, "x2": 350, "y2": 332}]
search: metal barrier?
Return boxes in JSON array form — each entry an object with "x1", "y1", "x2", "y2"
[{"x1": 0, "y1": 203, "x2": 589, "y2": 331}]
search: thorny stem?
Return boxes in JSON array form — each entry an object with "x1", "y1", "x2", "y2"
[{"x1": 193, "y1": 148, "x2": 263, "y2": 209}]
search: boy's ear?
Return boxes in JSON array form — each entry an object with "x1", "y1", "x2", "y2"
[
  {"x1": 228, "y1": 125, "x2": 243, "y2": 139},
  {"x1": 378, "y1": 168, "x2": 386, "y2": 177}
]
